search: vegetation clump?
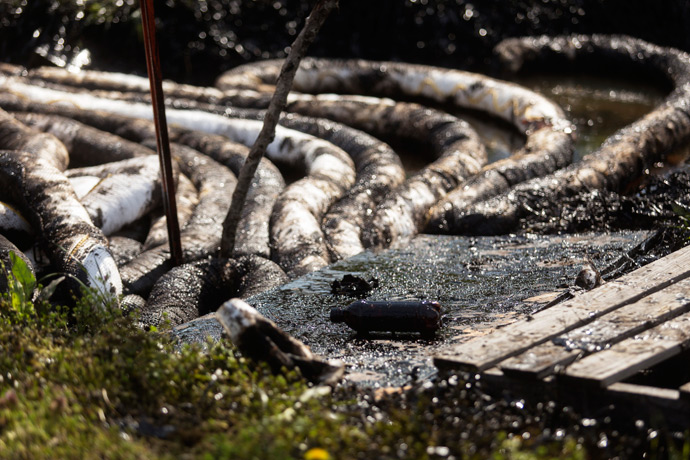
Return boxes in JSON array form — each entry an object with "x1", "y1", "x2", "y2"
[
  {"x1": 0, "y1": 254, "x2": 680, "y2": 459},
  {"x1": 0, "y1": 257, "x2": 337, "y2": 458}
]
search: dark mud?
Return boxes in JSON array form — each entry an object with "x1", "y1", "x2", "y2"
[
  {"x1": 174, "y1": 231, "x2": 649, "y2": 387},
  {"x1": 520, "y1": 164, "x2": 690, "y2": 234},
  {"x1": 142, "y1": 255, "x2": 287, "y2": 328}
]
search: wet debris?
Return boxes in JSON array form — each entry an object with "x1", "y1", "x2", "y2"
[
  {"x1": 530, "y1": 228, "x2": 690, "y2": 315},
  {"x1": 599, "y1": 226, "x2": 690, "y2": 282},
  {"x1": 574, "y1": 259, "x2": 602, "y2": 290},
  {"x1": 330, "y1": 274, "x2": 379, "y2": 297},
  {"x1": 330, "y1": 300, "x2": 443, "y2": 337},
  {"x1": 519, "y1": 164, "x2": 690, "y2": 235},
  {"x1": 217, "y1": 298, "x2": 344, "y2": 385}
]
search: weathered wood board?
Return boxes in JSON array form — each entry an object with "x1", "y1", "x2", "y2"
[
  {"x1": 498, "y1": 342, "x2": 580, "y2": 379},
  {"x1": 608, "y1": 382, "x2": 680, "y2": 401},
  {"x1": 562, "y1": 311, "x2": 690, "y2": 387},
  {"x1": 500, "y1": 277, "x2": 690, "y2": 378},
  {"x1": 434, "y1": 244, "x2": 690, "y2": 372}
]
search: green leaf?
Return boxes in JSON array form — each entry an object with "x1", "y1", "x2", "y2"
[
  {"x1": 36, "y1": 276, "x2": 66, "y2": 304},
  {"x1": 9, "y1": 251, "x2": 36, "y2": 300},
  {"x1": 9, "y1": 277, "x2": 24, "y2": 311}
]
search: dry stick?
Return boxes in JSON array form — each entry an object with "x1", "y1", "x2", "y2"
[
  {"x1": 219, "y1": 0, "x2": 339, "y2": 257},
  {"x1": 140, "y1": 0, "x2": 183, "y2": 266}
]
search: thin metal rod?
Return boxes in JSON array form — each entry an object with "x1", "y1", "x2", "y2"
[{"x1": 140, "y1": 0, "x2": 183, "y2": 266}]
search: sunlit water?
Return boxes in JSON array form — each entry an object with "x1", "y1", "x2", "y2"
[
  {"x1": 519, "y1": 73, "x2": 667, "y2": 162},
  {"x1": 399, "y1": 73, "x2": 666, "y2": 171}
]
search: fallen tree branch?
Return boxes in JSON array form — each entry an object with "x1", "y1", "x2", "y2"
[
  {"x1": 219, "y1": 0, "x2": 339, "y2": 257},
  {"x1": 217, "y1": 298, "x2": 344, "y2": 385}
]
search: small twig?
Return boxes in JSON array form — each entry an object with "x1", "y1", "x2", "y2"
[
  {"x1": 140, "y1": 0, "x2": 183, "y2": 266},
  {"x1": 219, "y1": 0, "x2": 338, "y2": 257}
]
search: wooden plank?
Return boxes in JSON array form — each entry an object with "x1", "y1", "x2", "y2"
[
  {"x1": 499, "y1": 343, "x2": 580, "y2": 379},
  {"x1": 679, "y1": 381, "x2": 690, "y2": 400},
  {"x1": 500, "y1": 277, "x2": 690, "y2": 378},
  {"x1": 562, "y1": 311, "x2": 690, "y2": 387},
  {"x1": 434, "y1": 244, "x2": 690, "y2": 372},
  {"x1": 608, "y1": 382, "x2": 680, "y2": 401}
]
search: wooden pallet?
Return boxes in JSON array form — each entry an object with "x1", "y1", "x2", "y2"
[{"x1": 434, "y1": 244, "x2": 690, "y2": 424}]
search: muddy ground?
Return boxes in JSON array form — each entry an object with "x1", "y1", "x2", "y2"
[{"x1": 175, "y1": 231, "x2": 652, "y2": 386}]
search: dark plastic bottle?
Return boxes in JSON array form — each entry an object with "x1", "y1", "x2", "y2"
[{"x1": 330, "y1": 300, "x2": 442, "y2": 335}]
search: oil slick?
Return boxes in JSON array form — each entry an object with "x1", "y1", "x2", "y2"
[
  {"x1": 0, "y1": 151, "x2": 122, "y2": 300},
  {"x1": 66, "y1": 155, "x2": 165, "y2": 236},
  {"x1": 436, "y1": 35, "x2": 690, "y2": 234},
  {"x1": 0, "y1": 34, "x2": 685, "y2": 326}
]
